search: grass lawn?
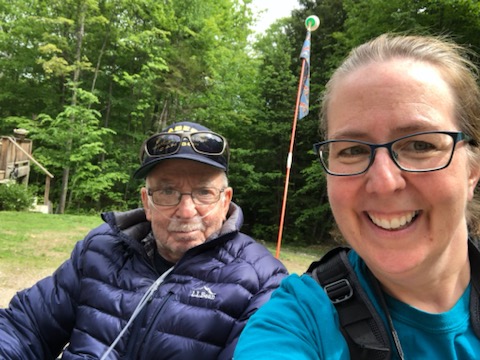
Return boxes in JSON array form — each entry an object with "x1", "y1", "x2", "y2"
[
  {"x1": 0, "y1": 211, "x2": 103, "y2": 307},
  {"x1": 0, "y1": 211, "x2": 326, "y2": 307}
]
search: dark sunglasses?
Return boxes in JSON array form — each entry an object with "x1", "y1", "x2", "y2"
[{"x1": 140, "y1": 131, "x2": 228, "y2": 161}]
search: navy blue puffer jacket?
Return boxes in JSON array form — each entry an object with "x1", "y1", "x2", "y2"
[{"x1": 0, "y1": 204, "x2": 288, "y2": 359}]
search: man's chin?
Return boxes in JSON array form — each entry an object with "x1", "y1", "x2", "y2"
[{"x1": 174, "y1": 236, "x2": 205, "y2": 250}]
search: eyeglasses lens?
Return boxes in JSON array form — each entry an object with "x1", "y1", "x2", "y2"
[
  {"x1": 190, "y1": 133, "x2": 224, "y2": 154},
  {"x1": 146, "y1": 134, "x2": 181, "y2": 157}
]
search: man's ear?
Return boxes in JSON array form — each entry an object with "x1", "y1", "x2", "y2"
[
  {"x1": 141, "y1": 187, "x2": 152, "y2": 221},
  {"x1": 222, "y1": 187, "x2": 233, "y2": 219}
]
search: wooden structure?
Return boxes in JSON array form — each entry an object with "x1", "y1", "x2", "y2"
[{"x1": 0, "y1": 129, "x2": 54, "y2": 206}]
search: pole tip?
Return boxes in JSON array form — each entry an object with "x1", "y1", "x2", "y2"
[{"x1": 305, "y1": 15, "x2": 320, "y2": 31}]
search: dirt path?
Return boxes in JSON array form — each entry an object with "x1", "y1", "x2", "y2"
[{"x1": 0, "y1": 266, "x2": 57, "y2": 307}]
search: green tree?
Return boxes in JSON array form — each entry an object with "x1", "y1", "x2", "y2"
[
  {"x1": 3, "y1": 0, "x2": 479, "y2": 247},
  {"x1": 293, "y1": 0, "x2": 480, "y2": 245},
  {"x1": 0, "y1": 0, "x2": 259, "y2": 214},
  {"x1": 247, "y1": 0, "x2": 347, "y2": 245}
]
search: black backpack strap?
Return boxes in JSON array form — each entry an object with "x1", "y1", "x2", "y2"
[
  {"x1": 307, "y1": 247, "x2": 391, "y2": 360},
  {"x1": 468, "y1": 239, "x2": 480, "y2": 338}
]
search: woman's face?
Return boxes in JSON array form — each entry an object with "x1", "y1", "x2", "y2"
[{"x1": 326, "y1": 58, "x2": 480, "y2": 283}]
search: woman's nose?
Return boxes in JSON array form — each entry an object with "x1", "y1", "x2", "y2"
[{"x1": 364, "y1": 149, "x2": 407, "y2": 194}]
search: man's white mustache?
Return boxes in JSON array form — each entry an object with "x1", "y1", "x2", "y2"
[{"x1": 167, "y1": 219, "x2": 205, "y2": 232}]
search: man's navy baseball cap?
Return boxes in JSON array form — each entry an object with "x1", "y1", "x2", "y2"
[{"x1": 133, "y1": 121, "x2": 229, "y2": 179}]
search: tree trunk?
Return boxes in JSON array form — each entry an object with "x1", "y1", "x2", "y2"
[
  {"x1": 57, "y1": 167, "x2": 70, "y2": 214},
  {"x1": 57, "y1": 1, "x2": 86, "y2": 214}
]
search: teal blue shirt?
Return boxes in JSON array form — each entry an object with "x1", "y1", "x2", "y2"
[{"x1": 234, "y1": 251, "x2": 480, "y2": 359}]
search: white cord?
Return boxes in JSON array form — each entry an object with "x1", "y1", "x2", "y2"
[{"x1": 99, "y1": 267, "x2": 174, "y2": 360}]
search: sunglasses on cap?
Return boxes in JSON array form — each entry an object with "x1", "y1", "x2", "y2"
[{"x1": 140, "y1": 131, "x2": 228, "y2": 161}]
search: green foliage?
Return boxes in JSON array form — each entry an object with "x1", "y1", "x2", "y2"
[
  {"x1": 337, "y1": 0, "x2": 480, "y2": 53},
  {"x1": 1, "y1": 0, "x2": 480, "y2": 245},
  {"x1": 0, "y1": 183, "x2": 34, "y2": 211}
]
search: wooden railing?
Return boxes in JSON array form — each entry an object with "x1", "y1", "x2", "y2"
[{"x1": 0, "y1": 136, "x2": 53, "y2": 205}]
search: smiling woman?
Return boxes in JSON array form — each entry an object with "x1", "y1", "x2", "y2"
[{"x1": 234, "y1": 33, "x2": 480, "y2": 360}]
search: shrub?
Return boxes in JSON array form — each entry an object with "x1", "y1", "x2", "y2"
[{"x1": 0, "y1": 182, "x2": 34, "y2": 211}]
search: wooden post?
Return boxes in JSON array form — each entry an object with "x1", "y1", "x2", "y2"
[
  {"x1": 0, "y1": 138, "x2": 8, "y2": 174},
  {"x1": 44, "y1": 176, "x2": 51, "y2": 205}
]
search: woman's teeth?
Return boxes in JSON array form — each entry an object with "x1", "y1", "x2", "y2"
[{"x1": 369, "y1": 211, "x2": 418, "y2": 230}]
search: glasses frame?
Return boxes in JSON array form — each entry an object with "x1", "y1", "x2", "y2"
[
  {"x1": 147, "y1": 187, "x2": 225, "y2": 207},
  {"x1": 141, "y1": 131, "x2": 227, "y2": 161},
  {"x1": 313, "y1": 130, "x2": 472, "y2": 176}
]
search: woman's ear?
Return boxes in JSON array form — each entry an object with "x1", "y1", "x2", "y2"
[{"x1": 468, "y1": 155, "x2": 480, "y2": 200}]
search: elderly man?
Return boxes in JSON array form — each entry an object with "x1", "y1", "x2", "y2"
[{"x1": 0, "y1": 121, "x2": 288, "y2": 359}]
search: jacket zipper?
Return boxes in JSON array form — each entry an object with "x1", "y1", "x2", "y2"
[{"x1": 127, "y1": 291, "x2": 174, "y2": 358}]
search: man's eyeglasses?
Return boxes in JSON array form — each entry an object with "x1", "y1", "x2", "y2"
[
  {"x1": 147, "y1": 187, "x2": 225, "y2": 206},
  {"x1": 313, "y1": 131, "x2": 473, "y2": 176},
  {"x1": 141, "y1": 131, "x2": 227, "y2": 161}
]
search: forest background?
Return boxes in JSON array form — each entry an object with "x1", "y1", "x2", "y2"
[{"x1": 1, "y1": 0, "x2": 480, "y2": 247}]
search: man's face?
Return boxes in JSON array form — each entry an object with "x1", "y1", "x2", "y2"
[{"x1": 141, "y1": 159, "x2": 232, "y2": 263}]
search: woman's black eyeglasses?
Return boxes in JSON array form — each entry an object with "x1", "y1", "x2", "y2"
[{"x1": 313, "y1": 131, "x2": 473, "y2": 176}]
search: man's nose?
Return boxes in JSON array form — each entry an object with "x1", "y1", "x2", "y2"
[{"x1": 174, "y1": 193, "x2": 197, "y2": 217}]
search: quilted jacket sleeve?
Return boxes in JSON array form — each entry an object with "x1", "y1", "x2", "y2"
[
  {"x1": 0, "y1": 239, "x2": 86, "y2": 359},
  {"x1": 217, "y1": 241, "x2": 288, "y2": 360}
]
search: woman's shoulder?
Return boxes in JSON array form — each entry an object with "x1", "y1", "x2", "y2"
[{"x1": 270, "y1": 273, "x2": 336, "y2": 311}]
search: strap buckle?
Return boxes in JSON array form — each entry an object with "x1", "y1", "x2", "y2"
[{"x1": 324, "y1": 278, "x2": 353, "y2": 304}]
